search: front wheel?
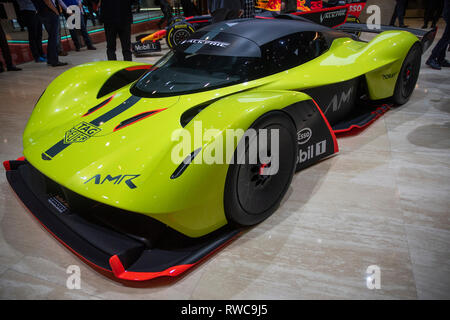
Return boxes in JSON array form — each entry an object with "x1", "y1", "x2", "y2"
[
  {"x1": 224, "y1": 112, "x2": 297, "y2": 226},
  {"x1": 392, "y1": 43, "x2": 422, "y2": 105}
]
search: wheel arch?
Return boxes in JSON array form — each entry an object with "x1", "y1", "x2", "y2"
[
  {"x1": 156, "y1": 90, "x2": 340, "y2": 236},
  {"x1": 363, "y1": 31, "x2": 421, "y2": 100},
  {"x1": 153, "y1": 90, "x2": 312, "y2": 237}
]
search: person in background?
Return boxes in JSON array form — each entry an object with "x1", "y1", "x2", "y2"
[
  {"x1": 83, "y1": 0, "x2": 98, "y2": 26},
  {"x1": 12, "y1": 0, "x2": 26, "y2": 31},
  {"x1": 426, "y1": 0, "x2": 449, "y2": 70},
  {"x1": 99, "y1": 0, "x2": 132, "y2": 61},
  {"x1": 132, "y1": 0, "x2": 140, "y2": 13},
  {"x1": 16, "y1": 0, "x2": 46, "y2": 62},
  {"x1": 158, "y1": 0, "x2": 172, "y2": 29},
  {"x1": 31, "y1": 0, "x2": 67, "y2": 66},
  {"x1": 0, "y1": 22, "x2": 22, "y2": 72},
  {"x1": 52, "y1": 0, "x2": 68, "y2": 56},
  {"x1": 58, "y1": 0, "x2": 96, "y2": 51},
  {"x1": 208, "y1": 0, "x2": 244, "y2": 24},
  {"x1": 242, "y1": 0, "x2": 254, "y2": 18},
  {"x1": 181, "y1": 0, "x2": 199, "y2": 17},
  {"x1": 390, "y1": 0, "x2": 409, "y2": 28},
  {"x1": 423, "y1": 0, "x2": 444, "y2": 29}
]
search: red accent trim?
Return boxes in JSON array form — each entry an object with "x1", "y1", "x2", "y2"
[
  {"x1": 333, "y1": 105, "x2": 391, "y2": 135},
  {"x1": 125, "y1": 65, "x2": 152, "y2": 71},
  {"x1": 113, "y1": 109, "x2": 167, "y2": 132},
  {"x1": 12, "y1": 184, "x2": 241, "y2": 282},
  {"x1": 109, "y1": 255, "x2": 194, "y2": 281},
  {"x1": 6, "y1": 155, "x2": 242, "y2": 282},
  {"x1": 109, "y1": 255, "x2": 126, "y2": 275},
  {"x1": 259, "y1": 163, "x2": 269, "y2": 175},
  {"x1": 311, "y1": 99, "x2": 339, "y2": 154},
  {"x1": 4, "y1": 157, "x2": 26, "y2": 171},
  {"x1": 109, "y1": 231, "x2": 242, "y2": 281},
  {"x1": 82, "y1": 94, "x2": 115, "y2": 117},
  {"x1": 189, "y1": 19, "x2": 210, "y2": 23},
  {"x1": 255, "y1": 15, "x2": 273, "y2": 19},
  {"x1": 3, "y1": 161, "x2": 11, "y2": 171}
]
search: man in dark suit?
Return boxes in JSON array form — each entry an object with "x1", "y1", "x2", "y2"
[
  {"x1": 157, "y1": 0, "x2": 172, "y2": 29},
  {"x1": 181, "y1": 0, "x2": 199, "y2": 18},
  {"x1": 423, "y1": 0, "x2": 444, "y2": 29},
  {"x1": 0, "y1": 0, "x2": 21, "y2": 71},
  {"x1": 426, "y1": 0, "x2": 449, "y2": 70},
  {"x1": 16, "y1": 0, "x2": 46, "y2": 62},
  {"x1": 100, "y1": 0, "x2": 132, "y2": 61},
  {"x1": 390, "y1": 0, "x2": 409, "y2": 28},
  {"x1": 31, "y1": 0, "x2": 67, "y2": 66},
  {"x1": 0, "y1": 23, "x2": 22, "y2": 72}
]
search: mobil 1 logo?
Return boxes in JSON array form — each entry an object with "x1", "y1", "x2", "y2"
[
  {"x1": 297, "y1": 127, "x2": 327, "y2": 164},
  {"x1": 299, "y1": 140, "x2": 327, "y2": 164},
  {"x1": 295, "y1": 126, "x2": 330, "y2": 171}
]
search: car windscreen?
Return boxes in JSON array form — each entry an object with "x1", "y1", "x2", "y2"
[
  {"x1": 131, "y1": 31, "x2": 329, "y2": 97},
  {"x1": 131, "y1": 51, "x2": 265, "y2": 97}
]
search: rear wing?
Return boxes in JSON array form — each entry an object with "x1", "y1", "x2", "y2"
[
  {"x1": 274, "y1": 5, "x2": 350, "y2": 29},
  {"x1": 336, "y1": 22, "x2": 437, "y2": 53}
]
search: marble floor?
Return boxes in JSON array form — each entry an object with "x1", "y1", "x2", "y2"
[{"x1": 0, "y1": 20, "x2": 449, "y2": 300}]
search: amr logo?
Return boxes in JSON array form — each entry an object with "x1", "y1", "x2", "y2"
[
  {"x1": 84, "y1": 174, "x2": 140, "y2": 189},
  {"x1": 325, "y1": 87, "x2": 353, "y2": 113}
]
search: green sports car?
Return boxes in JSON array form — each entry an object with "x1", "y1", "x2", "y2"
[{"x1": 4, "y1": 16, "x2": 436, "y2": 281}]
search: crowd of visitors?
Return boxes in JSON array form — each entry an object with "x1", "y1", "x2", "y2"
[{"x1": 0, "y1": 0, "x2": 448, "y2": 73}]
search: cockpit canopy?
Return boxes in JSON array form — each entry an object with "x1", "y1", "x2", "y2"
[{"x1": 132, "y1": 18, "x2": 348, "y2": 97}]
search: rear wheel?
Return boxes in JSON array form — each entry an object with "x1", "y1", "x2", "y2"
[
  {"x1": 224, "y1": 112, "x2": 297, "y2": 226},
  {"x1": 392, "y1": 43, "x2": 422, "y2": 105}
]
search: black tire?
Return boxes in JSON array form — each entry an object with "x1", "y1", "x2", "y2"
[
  {"x1": 392, "y1": 42, "x2": 422, "y2": 105},
  {"x1": 171, "y1": 16, "x2": 185, "y2": 24},
  {"x1": 165, "y1": 21, "x2": 195, "y2": 49},
  {"x1": 224, "y1": 112, "x2": 297, "y2": 227}
]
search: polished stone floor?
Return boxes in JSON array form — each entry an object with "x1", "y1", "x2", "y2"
[{"x1": 0, "y1": 20, "x2": 449, "y2": 299}]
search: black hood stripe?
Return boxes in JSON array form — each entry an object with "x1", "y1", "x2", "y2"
[
  {"x1": 90, "y1": 95, "x2": 141, "y2": 126},
  {"x1": 42, "y1": 95, "x2": 141, "y2": 160}
]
